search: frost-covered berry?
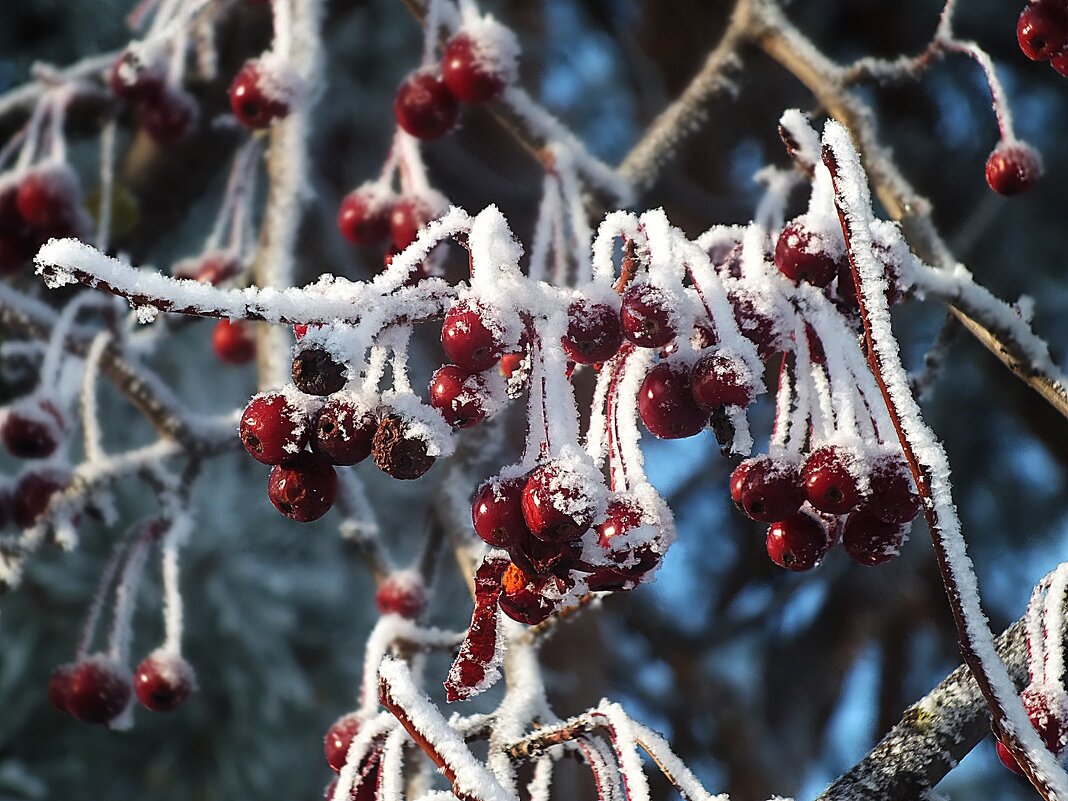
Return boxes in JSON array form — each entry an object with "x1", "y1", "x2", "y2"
[
  {"x1": 729, "y1": 290, "x2": 787, "y2": 361},
  {"x1": 1, "y1": 399, "x2": 65, "y2": 459},
  {"x1": 561, "y1": 300, "x2": 623, "y2": 364},
  {"x1": 802, "y1": 446, "x2": 862, "y2": 515},
  {"x1": 109, "y1": 51, "x2": 165, "y2": 103},
  {"x1": 638, "y1": 361, "x2": 707, "y2": 440},
  {"x1": 735, "y1": 456, "x2": 804, "y2": 523},
  {"x1": 338, "y1": 185, "x2": 392, "y2": 246},
  {"x1": 441, "y1": 301, "x2": 505, "y2": 373},
  {"x1": 140, "y1": 89, "x2": 198, "y2": 144},
  {"x1": 595, "y1": 498, "x2": 661, "y2": 579},
  {"x1": 324, "y1": 713, "x2": 361, "y2": 773},
  {"x1": 842, "y1": 510, "x2": 907, "y2": 566},
  {"x1": 472, "y1": 476, "x2": 529, "y2": 549},
  {"x1": 521, "y1": 462, "x2": 594, "y2": 543},
  {"x1": 512, "y1": 536, "x2": 582, "y2": 577},
  {"x1": 499, "y1": 562, "x2": 569, "y2": 625},
  {"x1": 240, "y1": 392, "x2": 308, "y2": 465},
  {"x1": 375, "y1": 572, "x2": 427, "y2": 619},
  {"x1": 212, "y1": 319, "x2": 257, "y2": 365},
  {"x1": 65, "y1": 656, "x2": 131, "y2": 724},
  {"x1": 48, "y1": 663, "x2": 75, "y2": 714},
  {"x1": 134, "y1": 651, "x2": 195, "y2": 712},
  {"x1": 394, "y1": 69, "x2": 460, "y2": 140},
  {"x1": 1017, "y1": 1, "x2": 1068, "y2": 61},
  {"x1": 985, "y1": 142, "x2": 1043, "y2": 196},
  {"x1": 312, "y1": 397, "x2": 377, "y2": 465},
  {"x1": 229, "y1": 60, "x2": 290, "y2": 129},
  {"x1": 620, "y1": 284, "x2": 677, "y2": 348},
  {"x1": 13, "y1": 469, "x2": 69, "y2": 529},
  {"x1": 774, "y1": 218, "x2": 842, "y2": 287},
  {"x1": 371, "y1": 415, "x2": 436, "y2": 480},
  {"x1": 16, "y1": 164, "x2": 83, "y2": 234},
  {"x1": 292, "y1": 346, "x2": 347, "y2": 396},
  {"x1": 429, "y1": 365, "x2": 488, "y2": 428},
  {"x1": 390, "y1": 196, "x2": 440, "y2": 251},
  {"x1": 441, "y1": 33, "x2": 510, "y2": 104},
  {"x1": 267, "y1": 452, "x2": 337, "y2": 522},
  {"x1": 766, "y1": 510, "x2": 830, "y2": 571},
  {"x1": 690, "y1": 350, "x2": 754, "y2": 409},
  {"x1": 866, "y1": 454, "x2": 921, "y2": 525}
]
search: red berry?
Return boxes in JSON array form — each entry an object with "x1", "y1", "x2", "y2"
[
  {"x1": 394, "y1": 69, "x2": 460, "y2": 140},
  {"x1": 690, "y1": 350, "x2": 754, "y2": 409},
  {"x1": 16, "y1": 164, "x2": 82, "y2": 234},
  {"x1": 512, "y1": 535, "x2": 582, "y2": 577},
  {"x1": 736, "y1": 456, "x2": 804, "y2": 523},
  {"x1": 802, "y1": 446, "x2": 862, "y2": 515},
  {"x1": 390, "y1": 196, "x2": 439, "y2": 251},
  {"x1": 561, "y1": 300, "x2": 623, "y2": 364},
  {"x1": 48, "y1": 663, "x2": 75, "y2": 713},
  {"x1": 729, "y1": 461, "x2": 752, "y2": 510},
  {"x1": 375, "y1": 572, "x2": 427, "y2": 619},
  {"x1": 213, "y1": 319, "x2": 257, "y2": 365},
  {"x1": 0, "y1": 183, "x2": 36, "y2": 274},
  {"x1": 194, "y1": 252, "x2": 242, "y2": 285},
  {"x1": 638, "y1": 361, "x2": 707, "y2": 439},
  {"x1": 1051, "y1": 48, "x2": 1068, "y2": 76},
  {"x1": 1018, "y1": 1, "x2": 1068, "y2": 61},
  {"x1": 229, "y1": 60, "x2": 290, "y2": 129},
  {"x1": 1, "y1": 399, "x2": 65, "y2": 459},
  {"x1": 324, "y1": 713, "x2": 360, "y2": 773},
  {"x1": 842, "y1": 509, "x2": 907, "y2": 566},
  {"x1": 338, "y1": 186, "x2": 392, "y2": 246},
  {"x1": 13, "y1": 469, "x2": 69, "y2": 529},
  {"x1": 64, "y1": 656, "x2": 131, "y2": 724},
  {"x1": 774, "y1": 218, "x2": 842, "y2": 287},
  {"x1": 133, "y1": 651, "x2": 194, "y2": 712},
  {"x1": 996, "y1": 738, "x2": 1025, "y2": 775},
  {"x1": 499, "y1": 562, "x2": 570, "y2": 625},
  {"x1": 267, "y1": 452, "x2": 338, "y2": 522},
  {"x1": 441, "y1": 33, "x2": 509, "y2": 104},
  {"x1": 620, "y1": 284, "x2": 677, "y2": 348},
  {"x1": 312, "y1": 397, "x2": 377, "y2": 465},
  {"x1": 441, "y1": 301, "x2": 506, "y2": 373},
  {"x1": 729, "y1": 290, "x2": 787, "y2": 361},
  {"x1": 521, "y1": 462, "x2": 594, "y2": 543},
  {"x1": 472, "y1": 476, "x2": 529, "y2": 549},
  {"x1": 985, "y1": 142, "x2": 1043, "y2": 196},
  {"x1": 429, "y1": 365, "x2": 489, "y2": 428},
  {"x1": 595, "y1": 499, "x2": 662, "y2": 579},
  {"x1": 499, "y1": 351, "x2": 526, "y2": 379},
  {"x1": 766, "y1": 510, "x2": 830, "y2": 571},
  {"x1": 866, "y1": 455, "x2": 920, "y2": 524},
  {"x1": 240, "y1": 392, "x2": 309, "y2": 465},
  {"x1": 109, "y1": 51, "x2": 165, "y2": 103},
  {"x1": 371, "y1": 415, "x2": 436, "y2": 480},
  {"x1": 140, "y1": 89, "x2": 198, "y2": 144},
  {"x1": 1021, "y1": 686, "x2": 1068, "y2": 754}
]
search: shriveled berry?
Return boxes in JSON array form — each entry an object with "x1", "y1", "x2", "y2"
[
  {"x1": 774, "y1": 218, "x2": 842, "y2": 287},
  {"x1": 325, "y1": 713, "x2": 361, "y2": 773},
  {"x1": 375, "y1": 572, "x2": 426, "y2": 619},
  {"x1": 499, "y1": 562, "x2": 570, "y2": 625},
  {"x1": 866, "y1": 455, "x2": 920, "y2": 524},
  {"x1": 312, "y1": 398, "x2": 377, "y2": 465},
  {"x1": 338, "y1": 186, "x2": 392, "y2": 246},
  {"x1": 429, "y1": 365, "x2": 489, "y2": 428},
  {"x1": 986, "y1": 142, "x2": 1043, "y2": 196},
  {"x1": 441, "y1": 301, "x2": 506, "y2": 373},
  {"x1": 472, "y1": 476, "x2": 528, "y2": 549},
  {"x1": 441, "y1": 33, "x2": 510, "y2": 104},
  {"x1": 229, "y1": 60, "x2": 290, "y2": 129},
  {"x1": 736, "y1": 456, "x2": 804, "y2": 523},
  {"x1": 267, "y1": 452, "x2": 337, "y2": 522},
  {"x1": 766, "y1": 510, "x2": 830, "y2": 571},
  {"x1": 48, "y1": 663, "x2": 75, "y2": 714},
  {"x1": 620, "y1": 284, "x2": 677, "y2": 348},
  {"x1": 802, "y1": 446, "x2": 862, "y2": 515},
  {"x1": 394, "y1": 69, "x2": 460, "y2": 140},
  {"x1": 1, "y1": 399, "x2": 65, "y2": 459},
  {"x1": 638, "y1": 361, "x2": 707, "y2": 439},
  {"x1": 842, "y1": 510, "x2": 907, "y2": 566},
  {"x1": 13, "y1": 469, "x2": 69, "y2": 529},
  {"x1": 521, "y1": 462, "x2": 594, "y2": 542},
  {"x1": 133, "y1": 651, "x2": 195, "y2": 712},
  {"x1": 292, "y1": 346, "x2": 347, "y2": 396},
  {"x1": 213, "y1": 319, "x2": 257, "y2": 365},
  {"x1": 1017, "y1": 1, "x2": 1068, "y2": 61},
  {"x1": 65, "y1": 656, "x2": 131, "y2": 724},
  {"x1": 371, "y1": 415, "x2": 435, "y2": 480},
  {"x1": 561, "y1": 300, "x2": 623, "y2": 364},
  {"x1": 240, "y1": 392, "x2": 309, "y2": 465},
  {"x1": 690, "y1": 350, "x2": 754, "y2": 409}
]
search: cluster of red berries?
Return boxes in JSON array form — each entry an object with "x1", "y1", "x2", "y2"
[
  {"x1": 394, "y1": 26, "x2": 516, "y2": 141},
  {"x1": 0, "y1": 164, "x2": 91, "y2": 275},
  {"x1": 322, "y1": 713, "x2": 380, "y2": 801},
  {"x1": 730, "y1": 446, "x2": 920, "y2": 570},
  {"x1": 995, "y1": 685, "x2": 1068, "y2": 774},
  {"x1": 110, "y1": 50, "x2": 198, "y2": 144},
  {"x1": 337, "y1": 187, "x2": 443, "y2": 279},
  {"x1": 1018, "y1": 0, "x2": 1068, "y2": 75},
  {"x1": 48, "y1": 649, "x2": 194, "y2": 725}
]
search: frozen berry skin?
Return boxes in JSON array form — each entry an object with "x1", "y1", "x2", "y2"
[
  {"x1": 690, "y1": 350, "x2": 754, "y2": 409},
  {"x1": 371, "y1": 415, "x2": 435, "y2": 480},
  {"x1": 1017, "y1": 1, "x2": 1068, "y2": 61},
  {"x1": 561, "y1": 300, "x2": 623, "y2": 364},
  {"x1": 499, "y1": 562, "x2": 569, "y2": 625},
  {"x1": 140, "y1": 89, "x2": 198, "y2": 144},
  {"x1": 441, "y1": 301, "x2": 505, "y2": 373},
  {"x1": 375, "y1": 573, "x2": 427, "y2": 619},
  {"x1": 802, "y1": 446, "x2": 861, "y2": 515},
  {"x1": 240, "y1": 393, "x2": 308, "y2": 465},
  {"x1": 324, "y1": 713, "x2": 360, "y2": 773},
  {"x1": 620, "y1": 284, "x2": 677, "y2": 348},
  {"x1": 394, "y1": 69, "x2": 460, "y2": 140},
  {"x1": 985, "y1": 143, "x2": 1043, "y2": 196},
  {"x1": 13, "y1": 469, "x2": 69, "y2": 529},
  {"x1": 16, "y1": 166, "x2": 81, "y2": 233},
  {"x1": 842, "y1": 510, "x2": 907, "y2": 566},
  {"x1": 292, "y1": 346, "x2": 347, "y2": 396},
  {"x1": 267, "y1": 452, "x2": 337, "y2": 522},
  {"x1": 133, "y1": 651, "x2": 194, "y2": 712},
  {"x1": 774, "y1": 219, "x2": 841, "y2": 287},
  {"x1": 389, "y1": 196, "x2": 437, "y2": 251},
  {"x1": 109, "y1": 51, "x2": 165, "y2": 103},
  {"x1": 866, "y1": 455, "x2": 921, "y2": 524},
  {"x1": 229, "y1": 61, "x2": 289, "y2": 129},
  {"x1": 312, "y1": 398, "x2": 377, "y2": 465},
  {"x1": 521, "y1": 463, "x2": 594, "y2": 543},
  {"x1": 472, "y1": 476, "x2": 529, "y2": 549},
  {"x1": 338, "y1": 187, "x2": 392, "y2": 245},
  {"x1": 1, "y1": 400, "x2": 65, "y2": 459},
  {"x1": 736, "y1": 456, "x2": 804, "y2": 523},
  {"x1": 65, "y1": 657, "x2": 131, "y2": 725},
  {"x1": 638, "y1": 361, "x2": 707, "y2": 439},
  {"x1": 213, "y1": 319, "x2": 257, "y2": 365},
  {"x1": 441, "y1": 34, "x2": 508, "y2": 104},
  {"x1": 766, "y1": 510, "x2": 830, "y2": 571},
  {"x1": 48, "y1": 663, "x2": 75, "y2": 713},
  {"x1": 429, "y1": 365, "x2": 488, "y2": 429}
]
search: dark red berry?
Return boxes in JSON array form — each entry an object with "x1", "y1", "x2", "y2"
[
  {"x1": 802, "y1": 446, "x2": 862, "y2": 515},
  {"x1": 842, "y1": 509, "x2": 907, "y2": 566},
  {"x1": 375, "y1": 572, "x2": 426, "y2": 619},
  {"x1": 866, "y1": 455, "x2": 920, "y2": 524},
  {"x1": 499, "y1": 562, "x2": 570, "y2": 625},
  {"x1": 441, "y1": 301, "x2": 506, "y2": 373},
  {"x1": 429, "y1": 365, "x2": 489, "y2": 428},
  {"x1": 1017, "y1": 1, "x2": 1068, "y2": 61},
  {"x1": 1051, "y1": 48, "x2": 1068, "y2": 76},
  {"x1": 729, "y1": 461, "x2": 752, "y2": 510},
  {"x1": 133, "y1": 651, "x2": 194, "y2": 712},
  {"x1": 390, "y1": 196, "x2": 439, "y2": 251},
  {"x1": 325, "y1": 713, "x2": 360, "y2": 773},
  {"x1": 213, "y1": 319, "x2": 257, "y2": 365},
  {"x1": 16, "y1": 165, "x2": 82, "y2": 233},
  {"x1": 595, "y1": 499, "x2": 661, "y2": 579},
  {"x1": 140, "y1": 89, "x2": 198, "y2": 144},
  {"x1": 774, "y1": 218, "x2": 842, "y2": 287},
  {"x1": 690, "y1": 350, "x2": 754, "y2": 409},
  {"x1": 292, "y1": 346, "x2": 347, "y2": 396},
  {"x1": 441, "y1": 33, "x2": 509, "y2": 104},
  {"x1": 766, "y1": 510, "x2": 830, "y2": 571},
  {"x1": 394, "y1": 69, "x2": 460, "y2": 140},
  {"x1": 620, "y1": 284, "x2": 677, "y2": 348},
  {"x1": 729, "y1": 290, "x2": 787, "y2": 361},
  {"x1": 229, "y1": 61, "x2": 290, "y2": 128},
  {"x1": 338, "y1": 186, "x2": 392, "y2": 246},
  {"x1": 240, "y1": 392, "x2": 309, "y2": 465},
  {"x1": 109, "y1": 51, "x2": 165, "y2": 103},
  {"x1": 312, "y1": 398, "x2": 377, "y2": 465},
  {"x1": 1021, "y1": 686, "x2": 1068, "y2": 754},
  {"x1": 371, "y1": 415, "x2": 436, "y2": 480},
  {"x1": 194, "y1": 252, "x2": 242, "y2": 285},
  {"x1": 638, "y1": 361, "x2": 707, "y2": 439},
  {"x1": 48, "y1": 663, "x2": 75, "y2": 713},
  {"x1": 561, "y1": 300, "x2": 623, "y2": 364},
  {"x1": 472, "y1": 476, "x2": 529, "y2": 549},
  {"x1": 996, "y1": 738, "x2": 1025, "y2": 775},
  {"x1": 985, "y1": 142, "x2": 1043, "y2": 196},
  {"x1": 267, "y1": 452, "x2": 337, "y2": 522},
  {"x1": 13, "y1": 469, "x2": 69, "y2": 529},
  {"x1": 736, "y1": 456, "x2": 804, "y2": 523},
  {"x1": 512, "y1": 536, "x2": 582, "y2": 577},
  {"x1": 521, "y1": 462, "x2": 594, "y2": 542},
  {"x1": 65, "y1": 656, "x2": 131, "y2": 724},
  {"x1": 1, "y1": 399, "x2": 65, "y2": 459}
]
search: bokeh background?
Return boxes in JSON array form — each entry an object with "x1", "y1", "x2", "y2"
[{"x1": 0, "y1": 1, "x2": 1065, "y2": 800}]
